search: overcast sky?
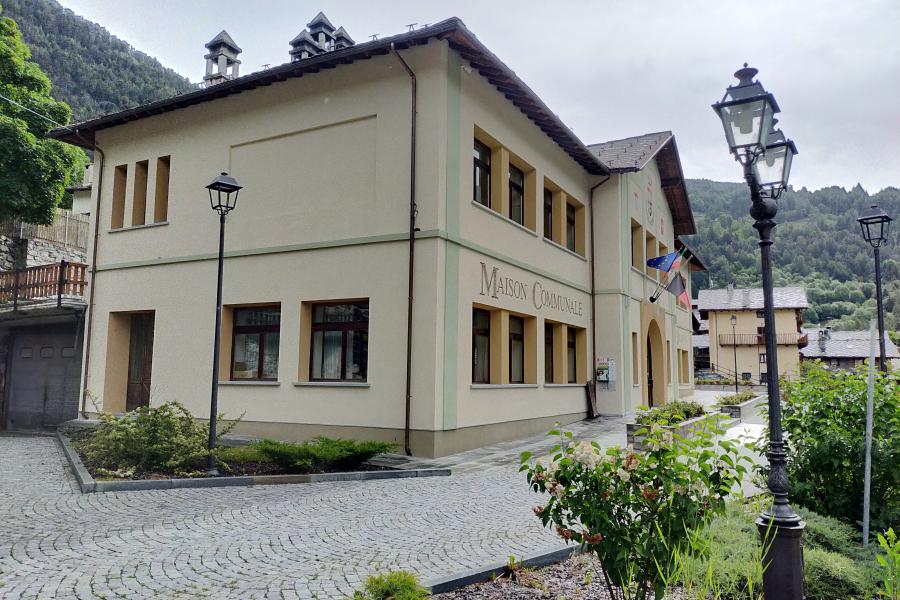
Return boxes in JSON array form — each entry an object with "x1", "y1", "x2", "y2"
[{"x1": 56, "y1": 0, "x2": 900, "y2": 192}]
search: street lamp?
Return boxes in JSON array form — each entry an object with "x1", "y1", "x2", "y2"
[
  {"x1": 857, "y1": 204, "x2": 893, "y2": 372},
  {"x1": 730, "y1": 314, "x2": 738, "y2": 393},
  {"x1": 205, "y1": 172, "x2": 242, "y2": 476},
  {"x1": 713, "y1": 64, "x2": 804, "y2": 599}
]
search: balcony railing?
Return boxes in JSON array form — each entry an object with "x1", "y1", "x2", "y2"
[
  {"x1": 718, "y1": 332, "x2": 809, "y2": 347},
  {"x1": 0, "y1": 261, "x2": 88, "y2": 309}
]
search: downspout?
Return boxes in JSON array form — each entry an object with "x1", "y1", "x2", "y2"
[
  {"x1": 390, "y1": 44, "x2": 417, "y2": 456},
  {"x1": 75, "y1": 134, "x2": 104, "y2": 417},
  {"x1": 588, "y1": 175, "x2": 611, "y2": 419}
]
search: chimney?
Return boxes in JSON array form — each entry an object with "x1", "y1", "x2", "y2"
[
  {"x1": 818, "y1": 327, "x2": 831, "y2": 352},
  {"x1": 290, "y1": 13, "x2": 353, "y2": 62},
  {"x1": 203, "y1": 30, "x2": 242, "y2": 86},
  {"x1": 333, "y1": 26, "x2": 355, "y2": 49}
]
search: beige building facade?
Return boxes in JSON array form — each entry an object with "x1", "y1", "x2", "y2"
[
  {"x1": 698, "y1": 287, "x2": 809, "y2": 383},
  {"x1": 53, "y1": 18, "x2": 702, "y2": 457}
]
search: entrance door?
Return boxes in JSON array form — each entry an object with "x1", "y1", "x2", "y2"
[
  {"x1": 126, "y1": 313, "x2": 154, "y2": 411},
  {"x1": 646, "y1": 334, "x2": 654, "y2": 408}
]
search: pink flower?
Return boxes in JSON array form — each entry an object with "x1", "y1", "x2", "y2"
[{"x1": 556, "y1": 526, "x2": 573, "y2": 540}]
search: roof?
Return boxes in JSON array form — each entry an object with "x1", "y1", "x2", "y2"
[
  {"x1": 334, "y1": 26, "x2": 354, "y2": 44},
  {"x1": 692, "y1": 334, "x2": 709, "y2": 349},
  {"x1": 588, "y1": 132, "x2": 695, "y2": 236},
  {"x1": 49, "y1": 18, "x2": 610, "y2": 177},
  {"x1": 289, "y1": 29, "x2": 318, "y2": 47},
  {"x1": 205, "y1": 30, "x2": 241, "y2": 53},
  {"x1": 675, "y1": 237, "x2": 707, "y2": 271},
  {"x1": 307, "y1": 12, "x2": 335, "y2": 31},
  {"x1": 697, "y1": 287, "x2": 809, "y2": 312},
  {"x1": 801, "y1": 329, "x2": 900, "y2": 360}
]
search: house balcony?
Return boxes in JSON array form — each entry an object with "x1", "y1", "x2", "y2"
[
  {"x1": 0, "y1": 261, "x2": 88, "y2": 320},
  {"x1": 718, "y1": 332, "x2": 809, "y2": 348}
]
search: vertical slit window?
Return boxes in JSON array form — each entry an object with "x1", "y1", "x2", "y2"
[
  {"x1": 472, "y1": 308, "x2": 491, "y2": 383},
  {"x1": 231, "y1": 307, "x2": 281, "y2": 380},
  {"x1": 111, "y1": 164, "x2": 127, "y2": 229},
  {"x1": 509, "y1": 165, "x2": 524, "y2": 224},
  {"x1": 132, "y1": 160, "x2": 148, "y2": 226},
  {"x1": 509, "y1": 315, "x2": 525, "y2": 384},
  {"x1": 473, "y1": 140, "x2": 491, "y2": 208},
  {"x1": 567, "y1": 328, "x2": 577, "y2": 383},
  {"x1": 631, "y1": 332, "x2": 639, "y2": 385},
  {"x1": 154, "y1": 156, "x2": 170, "y2": 223},
  {"x1": 310, "y1": 302, "x2": 369, "y2": 381},
  {"x1": 543, "y1": 189, "x2": 553, "y2": 239},
  {"x1": 544, "y1": 322, "x2": 554, "y2": 383},
  {"x1": 566, "y1": 203, "x2": 577, "y2": 251}
]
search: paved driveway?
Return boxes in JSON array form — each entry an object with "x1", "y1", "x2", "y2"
[{"x1": 0, "y1": 435, "x2": 563, "y2": 599}]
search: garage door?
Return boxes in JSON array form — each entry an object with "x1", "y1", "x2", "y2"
[{"x1": 5, "y1": 325, "x2": 82, "y2": 431}]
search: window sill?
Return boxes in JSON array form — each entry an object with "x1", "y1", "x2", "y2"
[
  {"x1": 293, "y1": 381, "x2": 370, "y2": 388},
  {"x1": 544, "y1": 383, "x2": 584, "y2": 388},
  {"x1": 471, "y1": 201, "x2": 538, "y2": 237},
  {"x1": 542, "y1": 237, "x2": 586, "y2": 261},
  {"x1": 470, "y1": 383, "x2": 539, "y2": 389},
  {"x1": 219, "y1": 380, "x2": 280, "y2": 386},
  {"x1": 109, "y1": 221, "x2": 169, "y2": 233}
]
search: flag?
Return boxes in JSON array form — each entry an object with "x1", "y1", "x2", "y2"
[
  {"x1": 646, "y1": 251, "x2": 681, "y2": 273},
  {"x1": 664, "y1": 272, "x2": 690, "y2": 308}
]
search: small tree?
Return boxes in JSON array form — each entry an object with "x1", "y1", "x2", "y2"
[
  {"x1": 521, "y1": 424, "x2": 749, "y2": 600},
  {"x1": 0, "y1": 4, "x2": 84, "y2": 224}
]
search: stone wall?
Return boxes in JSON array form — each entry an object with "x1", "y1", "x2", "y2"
[{"x1": 0, "y1": 235, "x2": 86, "y2": 272}]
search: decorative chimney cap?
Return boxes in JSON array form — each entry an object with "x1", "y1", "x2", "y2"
[
  {"x1": 333, "y1": 26, "x2": 355, "y2": 46},
  {"x1": 307, "y1": 11, "x2": 335, "y2": 34},
  {"x1": 205, "y1": 30, "x2": 242, "y2": 53},
  {"x1": 289, "y1": 29, "x2": 320, "y2": 47}
]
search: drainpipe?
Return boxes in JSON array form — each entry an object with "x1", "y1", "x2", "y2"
[
  {"x1": 390, "y1": 44, "x2": 417, "y2": 456},
  {"x1": 588, "y1": 175, "x2": 611, "y2": 419},
  {"x1": 73, "y1": 133, "x2": 104, "y2": 418}
]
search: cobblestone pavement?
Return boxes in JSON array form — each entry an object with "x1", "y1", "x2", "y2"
[{"x1": 0, "y1": 434, "x2": 565, "y2": 599}]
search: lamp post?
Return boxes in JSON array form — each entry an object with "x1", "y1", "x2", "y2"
[
  {"x1": 713, "y1": 64, "x2": 804, "y2": 599},
  {"x1": 857, "y1": 204, "x2": 893, "y2": 372},
  {"x1": 730, "y1": 314, "x2": 739, "y2": 393},
  {"x1": 205, "y1": 172, "x2": 242, "y2": 476}
]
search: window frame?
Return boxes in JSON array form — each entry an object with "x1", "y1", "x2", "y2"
[
  {"x1": 309, "y1": 300, "x2": 370, "y2": 382},
  {"x1": 230, "y1": 306, "x2": 281, "y2": 381},
  {"x1": 473, "y1": 140, "x2": 492, "y2": 208},
  {"x1": 508, "y1": 315, "x2": 525, "y2": 384},
  {"x1": 508, "y1": 164, "x2": 525, "y2": 225},
  {"x1": 472, "y1": 308, "x2": 491, "y2": 383}
]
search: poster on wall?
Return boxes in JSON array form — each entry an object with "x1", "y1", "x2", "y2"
[{"x1": 596, "y1": 357, "x2": 616, "y2": 391}]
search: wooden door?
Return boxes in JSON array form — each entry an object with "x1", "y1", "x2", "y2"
[{"x1": 126, "y1": 313, "x2": 154, "y2": 411}]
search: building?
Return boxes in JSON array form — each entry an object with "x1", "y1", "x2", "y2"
[
  {"x1": 698, "y1": 286, "x2": 809, "y2": 383},
  {"x1": 50, "y1": 16, "x2": 702, "y2": 456},
  {"x1": 801, "y1": 327, "x2": 899, "y2": 370}
]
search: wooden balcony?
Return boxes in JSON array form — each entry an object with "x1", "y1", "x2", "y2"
[
  {"x1": 0, "y1": 261, "x2": 88, "y2": 310},
  {"x1": 718, "y1": 332, "x2": 809, "y2": 347}
]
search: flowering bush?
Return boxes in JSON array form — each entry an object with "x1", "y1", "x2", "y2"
[
  {"x1": 521, "y1": 423, "x2": 749, "y2": 600},
  {"x1": 635, "y1": 399, "x2": 705, "y2": 426}
]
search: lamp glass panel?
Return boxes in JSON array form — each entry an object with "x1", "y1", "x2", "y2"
[
  {"x1": 754, "y1": 144, "x2": 788, "y2": 187},
  {"x1": 718, "y1": 98, "x2": 771, "y2": 151}
]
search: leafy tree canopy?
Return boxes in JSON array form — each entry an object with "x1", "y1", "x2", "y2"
[{"x1": 0, "y1": 3, "x2": 84, "y2": 223}]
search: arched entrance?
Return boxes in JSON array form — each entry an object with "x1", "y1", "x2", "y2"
[{"x1": 645, "y1": 319, "x2": 665, "y2": 408}]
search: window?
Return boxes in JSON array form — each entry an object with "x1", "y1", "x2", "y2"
[
  {"x1": 310, "y1": 302, "x2": 369, "y2": 381},
  {"x1": 132, "y1": 160, "x2": 148, "y2": 226},
  {"x1": 566, "y1": 203, "x2": 577, "y2": 251},
  {"x1": 631, "y1": 332, "x2": 639, "y2": 385},
  {"x1": 756, "y1": 310, "x2": 765, "y2": 318},
  {"x1": 472, "y1": 308, "x2": 491, "y2": 383},
  {"x1": 154, "y1": 156, "x2": 170, "y2": 223},
  {"x1": 567, "y1": 328, "x2": 577, "y2": 383},
  {"x1": 111, "y1": 164, "x2": 127, "y2": 229},
  {"x1": 645, "y1": 233, "x2": 658, "y2": 277},
  {"x1": 544, "y1": 322, "x2": 554, "y2": 383},
  {"x1": 631, "y1": 220, "x2": 643, "y2": 270},
  {"x1": 543, "y1": 189, "x2": 553, "y2": 239},
  {"x1": 231, "y1": 307, "x2": 280, "y2": 380},
  {"x1": 759, "y1": 353, "x2": 767, "y2": 364},
  {"x1": 509, "y1": 165, "x2": 525, "y2": 224},
  {"x1": 666, "y1": 341, "x2": 671, "y2": 384},
  {"x1": 473, "y1": 140, "x2": 491, "y2": 207},
  {"x1": 509, "y1": 316, "x2": 525, "y2": 383}
]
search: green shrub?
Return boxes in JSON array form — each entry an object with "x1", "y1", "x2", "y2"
[
  {"x1": 805, "y1": 548, "x2": 868, "y2": 600},
  {"x1": 716, "y1": 390, "x2": 757, "y2": 407},
  {"x1": 253, "y1": 437, "x2": 396, "y2": 474},
  {"x1": 760, "y1": 362, "x2": 900, "y2": 531},
  {"x1": 350, "y1": 571, "x2": 428, "y2": 600},
  {"x1": 635, "y1": 399, "x2": 706, "y2": 426},
  {"x1": 876, "y1": 528, "x2": 900, "y2": 600},
  {"x1": 75, "y1": 401, "x2": 237, "y2": 475}
]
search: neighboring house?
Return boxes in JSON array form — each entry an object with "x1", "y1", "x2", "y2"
[
  {"x1": 698, "y1": 286, "x2": 809, "y2": 383},
  {"x1": 0, "y1": 209, "x2": 90, "y2": 430},
  {"x1": 50, "y1": 15, "x2": 702, "y2": 457},
  {"x1": 68, "y1": 164, "x2": 94, "y2": 216},
  {"x1": 801, "y1": 327, "x2": 899, "y2": 370}
]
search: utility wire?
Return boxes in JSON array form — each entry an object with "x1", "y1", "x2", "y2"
[{"x1": 0, "y1": 91, "x2": 72, "y2": 129}]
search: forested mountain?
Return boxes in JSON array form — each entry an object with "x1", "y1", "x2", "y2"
[
  {"x1": 0, "y1": 0, "x2": 194, "y2": 122},
  {"x1": 685, "y1": 180, "x2": 900, "y2": 333}
]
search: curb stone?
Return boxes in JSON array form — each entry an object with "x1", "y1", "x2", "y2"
[
  {"x1": 426, "y1": 545, "x2": 577, "y2": 594},
  {"x1": 55, "y1": 432, "x2": 450, "y2": 493}
]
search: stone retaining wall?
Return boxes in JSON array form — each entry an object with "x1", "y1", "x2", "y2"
[{"x1": 0, "y1": 235, "x2": 86, "y2": 271}]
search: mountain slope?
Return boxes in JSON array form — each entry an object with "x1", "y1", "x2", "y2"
[
  {"x1": 684, "y1": 179, "x2": 900, "y2": 332},
  {"x1": 1, "y1": 0, "x2": 195, "y2": 122}
]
